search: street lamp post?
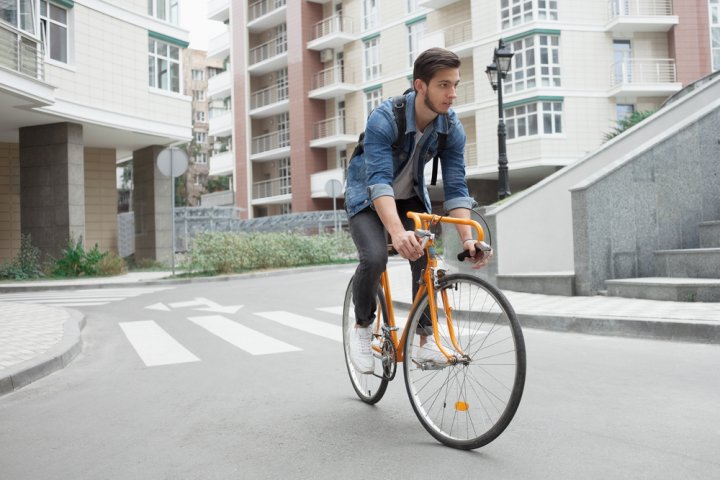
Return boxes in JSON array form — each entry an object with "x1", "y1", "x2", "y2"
[{"x1": 486, "y1": 39, "x2": 514, "y2": 200}]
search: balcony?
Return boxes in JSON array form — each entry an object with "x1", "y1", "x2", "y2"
[
  {"x1": 249, "y1": 83, "x2": 289, "y2": 118},
  {"x1": 310, "y1": 116, "x2": 358, "y2": 148},
  {"x1": 0, "y1": 23, "x2": 45, "y2": 81},
  {"x1": 252, "y1": 176, "x2": 292, "y2": 204},
  {"x1": 605, "y1": 0, "x2": 678, "y2": 33},
  {"x1": 463, "y1": 143, "x2": 478, "y2": 168},
  {"x1": 208, "y1": 70, "x2": 231, "y2": 99},
  {"x1": 429, "y1": 20, "x2": 473, "y2": 58},
  {"x1": 419, "y1": 0, "x2": 462, "y2": 9},
  {"x1": 209, "y1": 150, "x2": 234, "y2": 176},
  {"x1": 251, "y1": 130, "x2": 291, "y2": 160},
  {"x1": 309, "y1": 66, "x2": 358, "y2": 100},
  {"x1": 248, "y1": 36, "x2": 288, "y2": 75},
  {"x1": 207, "y1": 30, "x2": 230, "y2": 62},
  {"x1": 208, "y1": 110, "x2": 233, "y2": 137},
  {"x1": 248, "y1": 0, "x2": 287, "y2": 32},
  {"x1": 453, "y1": 80, "x2": 475, "y2": 117},
  {"x1": 609, "y1": 58, "x2": 682, "y2": 97},
  {"x1": 307, "y1": 15, "x2": 355, "y2": 51},
  {"x1": 208, "y1": 0, "x2": 230, "y2": 23},
  {"x1": 311, "y1": 168, "x2": 344, "y2": 198}
]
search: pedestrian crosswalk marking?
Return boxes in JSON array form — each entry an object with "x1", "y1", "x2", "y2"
[
  {"x1": 255, "y1": 311, "x2": 342, "y2": 342},
  {"x1": 188, "y1": 315, "x2": 301, "y2": 355},
  {"x1": 316, "y1": 306, "x2": 344, "y2": 316},
  {"x1": 119, "y1": 320, "x2": 200, "y2": 367},
  {"x1": 1, "y1": 287, "x2": 174, "y2": 307}
]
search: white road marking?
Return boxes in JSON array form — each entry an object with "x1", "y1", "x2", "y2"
[
  {"x1": 146, "y1": 303, "x2": 171, "y2": 311},
  {"x1": 316, "y1": 306, "x2": 344, "y2": 315},
  {"x1": 188, "y1": 315, "x2": 301, "y2": 355},
  {"x1": 255, "y1": 311, "x2": 342, "y2": 342},
  {"x1": 119, "y1": 321, "x2": 200, "y2": 367}
]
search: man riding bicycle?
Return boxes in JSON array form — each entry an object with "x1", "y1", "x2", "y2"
[{"x1": 345, "y1": 47, "x2": 490, "y2": 374}]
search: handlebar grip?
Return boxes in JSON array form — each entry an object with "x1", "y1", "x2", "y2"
[{"x1": 457, "y1": 242, "x2": 490, "y2": 262}]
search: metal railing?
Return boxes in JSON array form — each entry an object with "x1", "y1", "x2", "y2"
[
  {"x1": 312, "y1": 65, "x2": 357, "y2": 89},
  {"x1": 313, "y1": 116, "x2": 355, "y2": 140},
  {"x1": 251, "y1": 130, "x2": 290, "y2": 154},
  {"x1": 312, "y1": 14, "x2": 354, "y2": 40},
  {"x1": 249, "y1": 36, "x2": 287, "y2": 65},
  {"x1": 248, "y1": 0, "x2": 287, "y2": 23},
  {"x1": 0, "y1": 22, "x2": 44, "y2": 80},
  {"x1": 250, "y1": 83, "x2": 289, "y2": 109},
  {"x1": 608, "y1": 0, "x2": 673, "y2": 18},
  {"x1": 442, "y1": 20, "x2": 473, "y2": 48},
  {"x1": 611, "y1": 58, "x2": 677, "y2": 86},
  {"x1": 253, "y1": 176, "x2": 292, "y2": 199},
  {"x1": 455, "y1": 80, "x2": 475, "y2": 106}
]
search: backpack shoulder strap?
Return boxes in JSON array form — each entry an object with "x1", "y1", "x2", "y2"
[{"x1": 391, "y1": 95, "x2": 406, "y2": 152}]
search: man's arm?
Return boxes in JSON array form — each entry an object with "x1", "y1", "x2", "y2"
[
  {"x1": 374, "y1": 196, "x2": 424, "y2": 260},
  {"x1": 448, "y1": 207, "x2": 491, "y2": 268}
]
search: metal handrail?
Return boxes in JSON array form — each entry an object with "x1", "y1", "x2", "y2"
[
  {"x1": 250, "y1": 82, "x2": 289, "y2": 109},
  {"x1": 608, "y1": 0, "x2": 673, "y2": 18},
  {"x1": 248, "y1": 0, "x2": 287, "y2": 23},
  {"x1": 312, "y1": 15, "x2": 354, "y2": 40},
  {"x1": 253, "y1": 176, "x2": 292, "y2": 199},
  {"x1": 252, "y1": 130, "x2": 290, "y2": 153},
  {"x1": 249, "y1": 36, "x2": 288, "y2": 65},
  {"x1": 611, "y1": 58, "x2": 677, "y2": 86}
]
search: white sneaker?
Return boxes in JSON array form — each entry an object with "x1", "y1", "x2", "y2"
[
  {"x1": 350, "y1": 326, "x2": 374, "y2": 374},
  {"x1": 415, "y1": 339, "x2": 456, "y2": 364}
]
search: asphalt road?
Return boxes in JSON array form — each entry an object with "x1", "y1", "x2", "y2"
[{"x1": 1, "y1": 265, "x2": 719, "y2": 479}]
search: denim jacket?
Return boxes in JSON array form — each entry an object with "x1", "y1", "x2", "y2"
[{"x1": 345, "y1": 91, "x2": 475, "y2": 218}]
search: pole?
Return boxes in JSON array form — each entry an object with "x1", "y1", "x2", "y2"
[
  {"x1": 497, "y1": 69, "x2": 511, "y2": 200},
  {"x1": 170, "y1": 149, "x2": 176, "y2": 276}
]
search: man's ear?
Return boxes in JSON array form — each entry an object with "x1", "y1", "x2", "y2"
[{"x1": 414, "y1": 78, "x2": 426, "y2": 95}]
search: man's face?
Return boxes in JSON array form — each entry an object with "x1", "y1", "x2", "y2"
[{"x1": 418, "y1": 68, "x2": 460, "y2": 115}]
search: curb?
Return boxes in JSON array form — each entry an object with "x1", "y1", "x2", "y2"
[
  {"x1": 0, "y1": 308, "x2": 86, "y2": 397},
  {"x1": 0, "y1": 263, "x2": 356, "y2": 293},
  {"x1": 391, "y1": 300, "x2": 720, "y2": 345}
]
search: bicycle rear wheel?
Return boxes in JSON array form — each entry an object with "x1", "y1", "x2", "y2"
[
  {"x1": 403, "y1": 274, "x2": 526, "y2": 449},
  {"x1": 342, "y1": 276, "x2": 390, "y2": 404}
]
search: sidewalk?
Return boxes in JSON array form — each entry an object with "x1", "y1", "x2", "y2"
[{"x1": 2, "y1": 265, "x2": 719, "y2": 397}]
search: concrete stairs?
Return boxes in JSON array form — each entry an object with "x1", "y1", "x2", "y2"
[{"x1": 606, "y1": 220, "x2": 720, "y2": 302}]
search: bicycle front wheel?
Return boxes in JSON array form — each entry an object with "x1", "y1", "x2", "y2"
[
  {"x1": 342, "y1": 276, "x2": 389, "y2": 404},
  {"x1": 403, "y1": 274, "x2": 526, "y2": 450}
]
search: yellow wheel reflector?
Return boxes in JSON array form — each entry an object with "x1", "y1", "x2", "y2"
[{"x1": 455, "y1": 401, "x2": 469, "y2": 412}]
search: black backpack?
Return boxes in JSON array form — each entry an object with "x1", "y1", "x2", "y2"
[{"x1": 350, "y1": 91, "x2": 447, "y2": 186}]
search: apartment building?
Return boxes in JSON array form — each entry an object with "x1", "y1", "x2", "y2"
[
  {"x1": 182, "y1": 48, "x2": 225, "y2": 206},
  {"x1": 0, "y1": 0, "x2": 191, "y2": 263},
  {"x1": 206, "y1": 0, "x2": 718, "y2": 219}
]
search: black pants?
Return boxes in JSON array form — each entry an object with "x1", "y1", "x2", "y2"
[{"x1": 348, "y1": 197, "x2": 432, "y2": 335}]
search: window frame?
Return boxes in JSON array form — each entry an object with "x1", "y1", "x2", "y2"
[
  {"x1": 39, "y1": 0, "x2": 70, "y2": 64},
  {"x1": 506, "y1": 33, "x2": 561, "y2": 94},
  {"x1": 505, "y1": 100, "x2": 563, "y2": 140},
  {"x1": 500, "y1": 0, "x2": 558, "y2": 29},
  {"x1": 363, "y1": 36, "x2": 381, "y2": 81},
  {"x1": 364, "y1": 87, "x2": 383, "y2": 118},
  {"x1": 148, "y1": 0, "x2": 179, "y2": 24},
  {"x1": 710, "y1": 0, "x2": 720, "y2": 71},
  {"x1": 148, "y1": 37, "x2": 182, "y2": 93},
  {"x1": 363, "y1": 0, "x2": 378, "y2": 31},
  {"x1": 407, "y1": 19, "x2": 426, "y2": 67}
]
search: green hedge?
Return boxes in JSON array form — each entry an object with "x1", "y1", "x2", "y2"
[{"x1": 183, "y1": 231, "x2": 357, "y2": 274}]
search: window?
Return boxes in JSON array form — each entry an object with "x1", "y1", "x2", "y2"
[
  {"x1": 505, "y1": 100, "x2": 562, "y2": 139},
  {"x1": 365, "y1": 88, "x2": 383, "y2": 117},
  {"x1": 407, "y1": 20, "x2": 426, "y2": 67},
  {"x1": 195, "y1": 132, "x2": 207, "y2": 144},
  {"x1": 192, "y1": 69, "x2": 204, "y2": 81},
  {"x1": 363, "y1": 0, "x2": 378, "y2": 30},
  {"x1": 711, "y1": 0, "x2": 720, "y2": 71},
  {"x1": 193, "y1": 90, "x2": 205, "y2": 101},
  {"x1": 194, "y1": 174, "x2": 207, "y2": 186},
  {"x1": 506, "y1": 34, "x2": 561, "y2": 94},
  {"x1": 363, "y1": 37, "x2": 381, "y2": 81},
  {"x1": 149, "y1": 38, "x2": 181, "y2": 93},
  {"x1": 500, "y1": 0, "x2": 558, "y2": 29},
  {"x1": 407, "y1": 0, "x2": 420, "y2": 12},
  {"x1": 195, "y1": 153, "x2": 208, "y2": 165},
  {"x1": 278, "y1": 158, "x2": 291, "y2": 195},
  {"x1": 148, "y1": 0, "x2": 179, "y2": 24},
  {"x1": 1, "y1": 0, "x2": 36, "y2": 33},
  {"x1": 195, "y1": 111, "x2": 206, "y2": 122},
  {"x1": 278, "y1": 112, "x2": 290, "y2": 148},
  {"x1": 40, "y1": 1, "x2": 68, "y2": 63},
  {"x1": 616, "y1": 104, "x2": 634, "y2": 128}
]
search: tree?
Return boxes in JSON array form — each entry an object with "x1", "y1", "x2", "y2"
[{"x1": 603, "y1": 110, "x2": 655, "y2": 142}]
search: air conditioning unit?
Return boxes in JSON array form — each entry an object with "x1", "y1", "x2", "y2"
[{"x1": 320, "y1": 48, "x2": 334, "y2": 63}]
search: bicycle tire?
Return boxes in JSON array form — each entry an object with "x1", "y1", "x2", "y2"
[
  {"x1": 342, "y1": 276, "x2": 390, "y2": 404},
  {"x1": 403, "y1": 273, "x2": 526, "y2": 449}
]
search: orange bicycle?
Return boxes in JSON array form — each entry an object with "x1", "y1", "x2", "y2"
[{"x1": 342, "y1": 212, "x2": 526, "y2": 450}]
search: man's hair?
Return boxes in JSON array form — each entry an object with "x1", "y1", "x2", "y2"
[{"x1": 413, "y1": 48, "x2": 461, "y2": 87}]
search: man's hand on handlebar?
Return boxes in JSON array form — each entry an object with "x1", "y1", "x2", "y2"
[
  {"x1": 459, "y1": 240, "x2": 493, "y2": 269},
  {"x1": 391, "y1": 230, "x2": 424, "y2": 261}
]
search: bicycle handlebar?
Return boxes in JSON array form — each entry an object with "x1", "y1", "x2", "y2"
[
  {"x1": 405, "y1": 211, "x2": 485, "y2": 242},
  {"x1": 457, "y1": 241, "x2": 493, "y2": 261}
]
